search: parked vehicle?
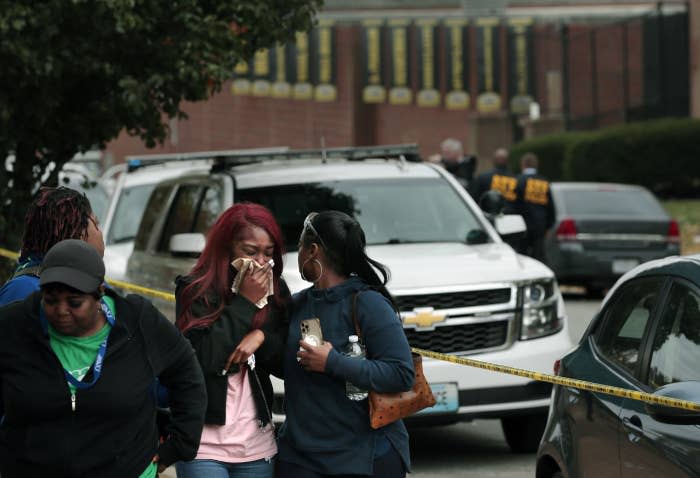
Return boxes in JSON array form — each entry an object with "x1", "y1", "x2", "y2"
[
  {"x1": 537, "y1": 255, "x2": 700, "y2": 478},
  {"x1": 101, "y1": 159, "x2": 211, "y2": 280},
  {"x1": 545, "y1": 182, "x2": 680, "y2": 295},
  {"x1": 125, "y1": 144, "x2": 573, "y2": 452},
  {"x1": 101, "y1": 148, "x2": 287, "y2": 280}
]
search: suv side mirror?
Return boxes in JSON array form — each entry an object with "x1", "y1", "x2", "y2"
[
  {"x1": 495, "y1": 215, "x2": 527, "y2": 237},
  {"x1": 645, "y1": 381, "x2": 700, "y2": 425},
  {"x1": 169, "y1": 233, "x2": 205, "y2": 258}
]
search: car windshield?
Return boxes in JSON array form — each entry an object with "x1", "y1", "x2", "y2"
[
  {"x1": 237, "y1": 177, "x2": 486, "y2": 251},
  {"x1": 560, "y1": 188, "x2": 667, "y2": 217},
  {"x1": 107, "y1": 183, "x2": 157, "y2": 244}
]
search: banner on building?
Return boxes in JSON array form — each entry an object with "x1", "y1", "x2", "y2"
[
  {"x1": 416, "y1": 19, "x2": 440, "y2": 107},
  {"x1": 362, "y1": 19, "x2": 386, "y2": 103},
  {"x1": 251, "y1": 49, "x2": 273, "y2": 97},
  {"x1": 231, "y1": 60, "x2": 252, "y2": 95},
  {"x1": 444, "y1": 18, "x2": 470, "y2": 110},
  {"x1": 272, "y1": 44, "x2": 292, "y2": 98},
  {"x1": 508, "y1": 18, "x2": 535, "y2": 114},
  {"x1": 388, "y1": 19, "x2": 412, "y2": 105},
  {"x1": 291, "y1": 31, "x2": 313, "y2": 100},
  {"x1": 314, "y1": 19, "x2": 336, "y2": 102},
  {"x1": 475, "y1": 17, "x2": 502, "y2": 113}
]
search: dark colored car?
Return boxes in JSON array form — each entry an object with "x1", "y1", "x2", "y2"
[
  {"x1": 545, "y1": 182, "x2": 680, "y2": 295},
  {"x1": 536, "y1": 255, "x2": 700, "y2": 478}
]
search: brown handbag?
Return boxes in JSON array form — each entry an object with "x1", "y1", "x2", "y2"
[{"x1": 351, "y1": 292, "x2": 436, "y2": 429}]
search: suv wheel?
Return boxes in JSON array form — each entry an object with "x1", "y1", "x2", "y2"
[{"x1": 501, "y1": 413, "x2": 547, "y2": 453}]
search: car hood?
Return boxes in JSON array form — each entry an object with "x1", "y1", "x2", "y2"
[{"x1": 282, "y1": 242, "x2": 555, "y2": 294}]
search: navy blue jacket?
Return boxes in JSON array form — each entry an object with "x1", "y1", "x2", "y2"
[{"x1": 278, "y1": 277, "x2": 414, "y2": 475}]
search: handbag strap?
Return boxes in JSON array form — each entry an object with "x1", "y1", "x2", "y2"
[{"x1": 351, "y1": 291, "x2": 363, "y2": 340}]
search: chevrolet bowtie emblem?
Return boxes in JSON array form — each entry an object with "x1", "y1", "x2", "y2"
[{"x1": 404, "y1": 307, "x2": 446, "y2": 328}]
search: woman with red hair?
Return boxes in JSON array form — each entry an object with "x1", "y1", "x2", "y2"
[{"x1": 174, "y1": 202, "x2": 290, "y2": 478}]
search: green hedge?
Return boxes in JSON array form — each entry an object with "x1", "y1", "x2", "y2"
[
  {"x1": 509, "y1": 131, "x2": 587, "y2": 181},
  {"x1": 512, "y1": 118, "x2": 700, "y2": 198}
]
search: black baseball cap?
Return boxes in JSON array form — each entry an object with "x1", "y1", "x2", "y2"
[{"x1": 39, "y1": 239, "x2": 105, "y2": 293}]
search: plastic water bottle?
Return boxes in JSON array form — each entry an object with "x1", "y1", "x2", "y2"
[{"x1": 345, "y1": 335, "x2": 368, "y2": 401}]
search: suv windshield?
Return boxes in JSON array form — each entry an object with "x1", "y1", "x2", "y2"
[
  {"x1": 238, "y1": 177, "x2": 486, "y2": 251},
  {"x1": 108, "y1": 184, "x2": 157, "y2": 244}
]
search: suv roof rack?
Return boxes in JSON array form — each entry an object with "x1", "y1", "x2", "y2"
[
  {"x1": 124, "y1": 147, "x2": 290, "y2": 172},
  {"x1": 210, "y1": 143, "x2": 422, "y2": 171}
]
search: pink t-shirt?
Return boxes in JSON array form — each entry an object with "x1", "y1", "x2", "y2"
[{"x1": 195, "y1": 368, "x2": 277, "y2": 462}]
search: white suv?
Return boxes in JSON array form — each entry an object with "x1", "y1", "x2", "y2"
[{"x1": 125, "y1": 145, "x2": 572, "y2": 453}]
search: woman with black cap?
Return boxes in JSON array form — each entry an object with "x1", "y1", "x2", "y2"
[{"x1": 0, "y1": 239, "x2": 207, "y2": 478}]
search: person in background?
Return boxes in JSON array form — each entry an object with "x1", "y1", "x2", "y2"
[
  {"x1": 0, "y1": 186, "x2": 104, "y2": 306},
  {"x1": 427, "y1": 138, "x2": 477, "y2": 191},
  {"x1": 175, "y1": 203, "x2": 290, "y2": 478},
  {"x1": 470, "y1": 147, "x2": 517, "y2": 209},
  {"x1": 277, "y1": 210, "x2": 414, "y2": 478},
  {"x1": 514, "y1": 152, "x2": 555, "y2": 262},
  {"x1": 0, "y1": 239, "x2": 206, "y2": 477}
]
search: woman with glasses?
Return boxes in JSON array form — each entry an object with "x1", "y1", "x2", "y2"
[
  {"x1": 277, "y1": 211, "x2": 415, "y2": 477},
  {"x1": 175, "y1": 203, "x2": 290, "y2": 478}
]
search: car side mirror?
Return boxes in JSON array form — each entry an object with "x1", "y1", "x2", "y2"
[
  {"x1": 644, "y1": 381, "x2": 700, "y2": 425},
  {"x1": 495, "y1": 214, "x2": 527, "y2": 237},
  {"x1": 169, "y1": 233, "x2": 205, "y2": 258}
]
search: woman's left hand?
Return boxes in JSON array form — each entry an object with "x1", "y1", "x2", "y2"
[
  {"x1": 224, "y1": 329, "x2": 265, "y2": 370},
  {"x1": 297, "y1": 340, "x2": 333, "y2": 372}
]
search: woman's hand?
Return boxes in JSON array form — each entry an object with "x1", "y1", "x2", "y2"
[
  {"x1": 237, "y1": 261, "x2": 273, "y2": 304},
  {"x1": 297, "y1": 340, "x2": 333, "y2": 372},
  {"x1": 153, "y1": 454, "x2": 166, "y2": 474},
  {"x1": 224, "y1": 329, "x2": 265, "y2": 371}
]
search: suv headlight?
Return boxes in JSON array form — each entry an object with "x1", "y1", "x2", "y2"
[{"x1": 519, "y1": 280, "x2": 562, "y2": 340}]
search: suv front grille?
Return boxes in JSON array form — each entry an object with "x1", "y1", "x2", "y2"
[
  {"x1": 396, "y1": 288, "x2": 511, "y2": 310},
  {"x1": 404, "y1": 321, "x2": 508, "y2": 354}
]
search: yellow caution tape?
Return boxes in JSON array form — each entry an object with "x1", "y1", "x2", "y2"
[
  {"x1": 3, "y1": 246, "x2": 699, "y2": 411},
  {"x1": 106, "y1": 278, "x2": 176, "y2": 302},
  {"x1": 0, "y1": 248, "x2": 18, "y2": 261},
  {"x1": 412, "y1": 347, "x2": 700, "y2": 412},
  {"x1": 0, "y1": 247, "x2": 175, "y2": 302}
]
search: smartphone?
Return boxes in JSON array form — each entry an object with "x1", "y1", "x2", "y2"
[{"x1": 300, "y1": 318, "x2": 324, "y2": 346}]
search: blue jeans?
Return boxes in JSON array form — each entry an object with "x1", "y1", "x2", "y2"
[{"x1": 176, "y1": 457, "x2": 276, "y2": 478}]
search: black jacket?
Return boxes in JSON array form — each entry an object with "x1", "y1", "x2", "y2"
[
  {"x1": 514, "y1": 171, "x2": 556, "y2": 238},
  {"x1": 175, "y1": 277, "x2": 289, "y2": 427},
  {"x1": 471, "y1": 166, "x2": 517, "y2": 206},
  {"x1": 0, "y1": 289, "x2": 206, "y2": 478}
]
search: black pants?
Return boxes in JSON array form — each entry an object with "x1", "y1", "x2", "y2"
[{"x1": 276, "y1": 446, "x2": 405, "y2": 478}]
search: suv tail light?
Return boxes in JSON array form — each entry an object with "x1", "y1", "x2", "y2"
[
  {"x1": 667, "y1": 219, "x2": 681, "y2": 244},
  {"x1": 556, "y1": 218, "x2": 577, "y2": 241},
  {"x1": 553, "y1": 359, "x2": 561, "y2": 376}
]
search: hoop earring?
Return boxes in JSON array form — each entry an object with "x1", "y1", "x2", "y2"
[{"x1": 301, "y1": 258, "x2": 324, "y2": 283}]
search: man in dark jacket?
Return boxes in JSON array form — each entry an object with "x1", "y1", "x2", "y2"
[
  {"x1": 470, "y1": 147, "x2": 517, "y2": 208},
  {"x1": 428, "y1": 138, "x2": 477, "y2": 190},
  {"x1": 514, "y1": 152, "x2": 555, "y2": 262}
]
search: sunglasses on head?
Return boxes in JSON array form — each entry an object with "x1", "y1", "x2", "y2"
[{"x1": 303, "y1": 212, "x2": 327, "y2": 249}]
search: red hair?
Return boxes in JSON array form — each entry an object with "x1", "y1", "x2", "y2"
[{"x1": 176, "y1": 202, "x2": 286, "y2": 334}]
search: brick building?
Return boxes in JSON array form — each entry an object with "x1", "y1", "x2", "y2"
[{"x1": 105, "y1": 0, "x2": 691, "y2": 173}]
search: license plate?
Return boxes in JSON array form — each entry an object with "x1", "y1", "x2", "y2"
[
  {"x1": 416, "y1": 382, "x2": 459, "y2": 415},
  {"x1": 612, "y1": 258, "x2": 639, "y2": 274}
]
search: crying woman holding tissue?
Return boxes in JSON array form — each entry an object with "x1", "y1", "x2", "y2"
[{"x1": 175, "y1": 203, "x2": 290, "y2": 478}]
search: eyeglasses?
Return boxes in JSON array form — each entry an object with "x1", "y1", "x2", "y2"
[{"x1": 303, "y1": 212, "x2": 327, "y2": 249}]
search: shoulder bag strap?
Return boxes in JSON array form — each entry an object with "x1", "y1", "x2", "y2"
[{"x1": 351, "y1": 291, "x2": 363, "y2": 340}]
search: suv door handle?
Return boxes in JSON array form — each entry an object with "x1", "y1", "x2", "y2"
[{"x1": 623, "y1": 414, "x2": 643, "y2": 431}]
